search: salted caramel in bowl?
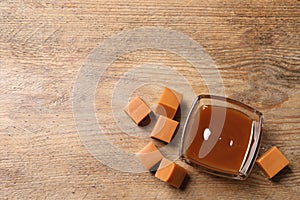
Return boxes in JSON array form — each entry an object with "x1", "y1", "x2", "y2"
[{"x1": 180, "y1": 95, "x2": 263, "y2": 180}]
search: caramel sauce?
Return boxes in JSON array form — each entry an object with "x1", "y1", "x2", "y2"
[{"x1": 186, "y1": 105, "x2": 253, "y2": 174}]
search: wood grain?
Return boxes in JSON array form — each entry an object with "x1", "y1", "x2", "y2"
[{"x1": 0, "y1": 0, "x2": 299, "y2": 199}]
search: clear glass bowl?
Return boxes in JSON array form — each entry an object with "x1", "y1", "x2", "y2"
[{"x1": 180, "y1": 94, "x2": 263, "y2": 180}]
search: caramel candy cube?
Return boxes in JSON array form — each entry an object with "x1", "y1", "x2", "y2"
[
  {"x1": 155, "y1": 87, "x2": 182, "y2": 119},
  {"x1": 124, "y1": 96, "x2": 151, "y2": 125},
  {"x1": 150, "y1": 115, "x2": 179, "y2": 143},
  {"x1": 256, "y1": 146, "x2": 289, "y2": 179},
  {"x1": 136, "y1": 141, "x2": 164, "y2": 171},
  {"x1": 155, "y1": 158, "x2": 187, "y2": 188}
]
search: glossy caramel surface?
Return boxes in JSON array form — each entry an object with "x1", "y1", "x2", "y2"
[{"x1": 186, "y1": 105, "x2": 253, "y2": 174}]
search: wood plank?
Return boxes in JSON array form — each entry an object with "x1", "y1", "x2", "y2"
[{"x1": 0, "y1": 0, "x2": 299, "y2": 199}]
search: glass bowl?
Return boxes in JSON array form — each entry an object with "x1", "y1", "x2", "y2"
[{"x1": 180, "y1": 94, "x2": 263, "y2": 180}]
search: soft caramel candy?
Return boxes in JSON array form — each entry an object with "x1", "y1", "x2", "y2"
[
  {"x1": 155, "y1": 87, "x2": 182, "y2": 119},
  {"x1": 150, "y1": 115, "x2": 179, "y2": 143},
  {"x1": 155, "y1": 158, "x2": 187, "y2": 188},
  {"x1": 136, "y1": 141, "x2": 164, "y2": 171},
  {"x1": 256, "y1": 146, "x2": 289, "y2": 179},
  {"x1": 124, "y1": 96, "x2": 151, "y2": 125}
]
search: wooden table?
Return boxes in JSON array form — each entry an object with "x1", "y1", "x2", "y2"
[{"x1": 1, "y1": 0, "x2": 299, "y2": 199}]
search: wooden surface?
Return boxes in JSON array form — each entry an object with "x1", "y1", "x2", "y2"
[{"x1": 1, "y1": 0, "x2": 299, "y2": 199}]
